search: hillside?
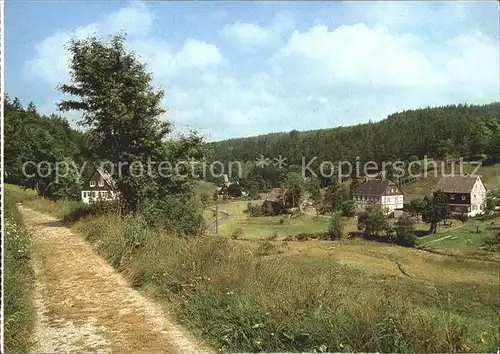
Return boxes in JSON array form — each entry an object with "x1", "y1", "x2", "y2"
[{"x1": 208, "y1": 103, "x2": 500, "y2": 166}]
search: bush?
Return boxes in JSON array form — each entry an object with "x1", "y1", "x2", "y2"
[
  {"x1": 279, "y1": 218, "x2": 285, "y2": 224},
  {"x1": 256, "y1": 240, "x2": 277, "y2": 256},
  {"x1": 326, "y1": 213, "x2": 344, "y2": 240},
  {"x1": 483, "y1": 232, "x2": 500, "y2": 252},
  {"x1": 394, "y1": 214, "x2": 417, "y2": 247},
  {"x1": 231, "y1": 228, "x2": 243, "y2": 240},
  {"x1": 295, "y1": 233, "x2": 309, "y2": 242},
  {"x1": 245, "y1": 202, "x2": 263, "y2": 217},
  {"x1": 267, "y1": 232, "x2": 278, "y2": 240}
]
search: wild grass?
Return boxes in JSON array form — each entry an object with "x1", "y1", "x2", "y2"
[
  {"x1": 10, "y1": 184, "x2": 500, "y2": 352},
  {"x1": 3, "y1": 192, "x2": 35, "y2": 353},
  {"x1": 72, "y1": 214, "x2": 500, "y2": 353},
  {"x1": 419, "y1": 216, "x2": 500, "y2": 260}
]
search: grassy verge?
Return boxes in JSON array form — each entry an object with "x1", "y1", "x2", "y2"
[
  {"x1": 10, "y1": 185, "x2": 500, "y2": 353},
  {"x1": 4, "y1": 191, "x2": 35, "y2": 353},
  {"x1": 418, "y1": 216, "x2": 500, "y2": 261}
]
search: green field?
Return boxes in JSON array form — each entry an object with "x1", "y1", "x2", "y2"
[
  {"x1": 204, "y1": 200, "x2": 359, "y2": 239},
  {"x1": 418, "y1": 216, "x2": 500, "y2": 259}
]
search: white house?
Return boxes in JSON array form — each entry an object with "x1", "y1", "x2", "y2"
[
  {"x1": 81, "y1": 168, "x2": 119, "y2": 204},
  {"x1": 353, "y1": 179, "x2": 404, "y2": 214},
  {"x1": 434, "y1": 175, "x2": 487, "y2": 217}
]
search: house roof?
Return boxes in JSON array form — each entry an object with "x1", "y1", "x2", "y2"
[
  {"x1": 266, "y1": 188, "x2": 285, "y2": 203},
  {"x1": 96, "y1": 168, "x2": 117, "y2": 190},
  {"x1": 353, "y1": 179, "x2": 401, "y2": 196},
  {"x1": 434, "y1": 175, "x2": 481, "y2": 194}
]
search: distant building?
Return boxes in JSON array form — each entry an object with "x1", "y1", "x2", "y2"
[
  {"x1": 217, "y1": 174, "x2": 246, "y2": 198},
  {"x1": 265, "y1": 187, "x2": 287, "y2": 205},
  {"x1": 81, "y1": 168, "x2": 119, "y2": 204},
  {"x1": 353, "y1": 179, "x2": 404, "y2": 214},
  {"x1": 434, "y1": 175, "x2": 487, "y2": 217}
]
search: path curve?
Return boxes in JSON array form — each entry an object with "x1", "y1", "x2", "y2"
[{"x1": 21, "y1": 206, "x2": 209, "y2": 353}]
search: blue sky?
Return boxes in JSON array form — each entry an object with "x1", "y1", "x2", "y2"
[{"x1": 5, "y1": 1, "x2": 500, "y2": 141}]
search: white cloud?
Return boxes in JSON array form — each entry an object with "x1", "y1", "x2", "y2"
[
  {"x1": 221, "y1": 22, "x2": 270, "y2": 47},
  {"x1": 24, "y1": 3, "x2": 500, "y2": 141},
  {"x1": 275, "y1": 24, "x2": 439, "y2": 90},
  {"x1": 220, "y1": 12, "x2": 295, "y2": 50}
]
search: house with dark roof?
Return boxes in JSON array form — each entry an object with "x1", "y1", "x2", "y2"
[
  {"x1": 353, "y1": 179, "x2": 404, "y2": 214},
  {"x1": 434, "y1": 175, "x2": 487, "y2": 217},
  {"x1": 81, "y1": 168, "x2": 119, "y2": 204}
]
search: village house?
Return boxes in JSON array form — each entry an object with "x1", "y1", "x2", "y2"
[
  {"x1": 217, "y1": 174, "x2": 246, "y2": 198},
  {"x1": 353, "y1": 179, "x2": 404, "y2": 214},
  {"x1": 434, "y1": 175, "x2": 487, "y2": 217},
  {"x1": 81, "y1": 168, "x2": 119, "y2": 204}
]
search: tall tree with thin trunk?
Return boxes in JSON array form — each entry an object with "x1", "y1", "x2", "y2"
[{"x1": 58, "y1": 34, "x2": 170, "y2": 211}]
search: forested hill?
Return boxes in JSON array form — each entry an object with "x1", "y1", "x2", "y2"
[{"x1": 208, "y1": 103, "x2": 500, "y2": 164}]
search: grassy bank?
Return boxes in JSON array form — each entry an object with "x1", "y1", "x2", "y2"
[
  {"x1": 10, "y1": 185, "x2": 500, "y2": 353},
  {"x1": 4, "y1": 191, "x2": 35, "y2": 352}
]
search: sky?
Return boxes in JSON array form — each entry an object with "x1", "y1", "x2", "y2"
[{"x1": 5, "y1": 1, "x2": 500, "y2": 141}]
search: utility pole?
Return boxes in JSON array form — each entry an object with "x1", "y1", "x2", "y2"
[{"x1": 215, "y1": 204, "x2": 219, "y2": 234}]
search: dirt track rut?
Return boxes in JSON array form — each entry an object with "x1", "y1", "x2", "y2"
[{"x1": 21, "y1": 206, "x2": 208, "y2": 353}]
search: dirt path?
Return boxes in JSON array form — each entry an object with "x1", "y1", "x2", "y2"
[{"x1": 21, "y1": 206, "x2": 209, "y2": 353}]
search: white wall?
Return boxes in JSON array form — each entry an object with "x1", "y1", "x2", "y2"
[{"x1": 81, "y1": 190, "x2": 118, "y2": 204}]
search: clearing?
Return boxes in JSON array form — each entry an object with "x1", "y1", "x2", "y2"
[{"x1": 21, "y1": 206, "x2": 208, "y2": 353}]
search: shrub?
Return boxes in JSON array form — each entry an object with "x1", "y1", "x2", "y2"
[
  {"x1": 295, "y1": 233, "x2": 309, "y2": 242},
  {"x1": 245, "y1": 202, "x2": 263, "y2": 217},
  {"x1": 483, "y1": 232, "x2": 500, "y2": 252},
  {"x1": 394, "y1": 214, "x2": 417, "y2": 247},
  {"x1": 256, "y1": 240, "x2": 277, "y2": 256},
  {"x1": 267, "y1": 232, "x2": 278, "y2": 240},
  {"x1": 279, "y1": 218, "x2": 285, "y2": 224},
  {"x1": 326, "y1": 213, "x2": 344, "y2": 240},
  {"x1": 231, "y1": 228, "x2": 243, "y2": 240}
]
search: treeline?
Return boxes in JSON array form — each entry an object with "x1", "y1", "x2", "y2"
[
  {"x1": 4, "y1": 96, "x2": 88, "y2": 199},
  {"x1": 207, "y1": 103, "x2": 500, "y2": 189}
]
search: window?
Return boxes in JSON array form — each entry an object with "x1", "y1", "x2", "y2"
[
  {"x1": 83, "y1": 191, "x2": 87, "y2": 198},
  {"x1": 461, "y1": 195, "x2": 466, "y2": 201},
  {"x1": 481, "y1": 194, "x2": 484, "y2": 199},
  {"x1": 90, "y1": 192, "x2": 95, "y2": 198},
  {"x1": 102, "y1": 191, "x2": 108, "y2": 199},
  {"x1": 473, "y1": 194, "x2": 476, "y2": 199},
  {"x1": 90, "y1": 180, "x2": 96, "y2": 187},
  {"x1": 472, "y1": 205, "x2": 477, "y2": 211},
  {"x1": 450, "y1": 194, "x2": 455, "y2": 200},
  {"x1": 98, "y1": 177, "x2": 104, "y2": 187}
]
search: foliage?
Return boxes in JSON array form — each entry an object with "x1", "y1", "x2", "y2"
[
  {"x1": 482, "y1": 232, "x2": 500, "y2": 252},
  {"x1": 284, "y1": 172, "x2": 304, "y2": 207},
  {"x1": 3, "y1": 96, "x2": 86, "y2": 199},
  {"x1": 422, "y1": 190, "x2": 451, "y2": 234},
  {"x1": 326, "y1": 213, "x2": 344, "y2": 240},
  {"x1": 357, "y1": 205, "x2": 391, "y2": 237},
  {"x1": 340, "y1": 199, "x2": 356, "y2": 217},
  {"x1": 4, "y1": 193, "x2": 35, "y2": 353},
  {"x1": 394, "y1": 214, "x2": 417, "y2": 247},
  {"x1": 231, "y1": 228, "x2": 243, "y2": 240},
  {"x1": 208, "y1": 103, "x2": 500, "y2": 189},
  {"x1": 58, "y1": 34, "x2": 170, "y2": 212}
]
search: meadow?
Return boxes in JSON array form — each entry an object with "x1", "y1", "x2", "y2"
[{"x1": 8, "y1": 184, "x2": 500, "y2": 353}]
